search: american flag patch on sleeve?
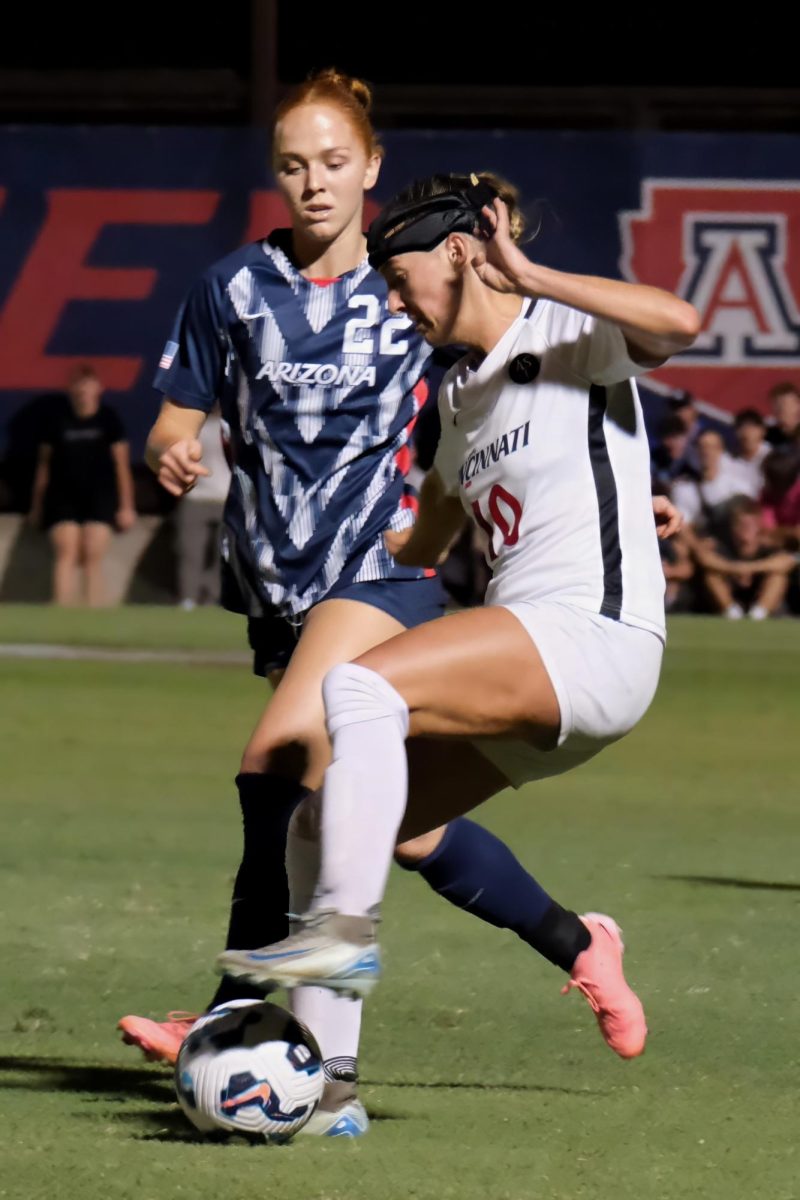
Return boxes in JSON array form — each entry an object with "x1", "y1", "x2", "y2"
[{"x1": 158, "y1": 340, "x2": 178, "y2": 370}]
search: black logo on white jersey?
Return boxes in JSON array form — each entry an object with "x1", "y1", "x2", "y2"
[{"x1": 508, "y1": 354, "x2": 540, "y2": 384}]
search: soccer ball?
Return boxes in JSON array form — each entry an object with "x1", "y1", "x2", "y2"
[{"x1": 175, "y1": 999, "x2": 324, "y2": 1141}]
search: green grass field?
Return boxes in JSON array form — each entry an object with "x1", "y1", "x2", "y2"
[{"x1": 1, "y1": 606, "x2": 798, "y2": 1200}]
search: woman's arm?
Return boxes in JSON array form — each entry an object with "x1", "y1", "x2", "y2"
[
  {"x1": 473, "y1": 199, "x2": 701, "y2": 365},
  {"x1": 687, "y1": 530, "x2": 796, "y2": 577},
  {"x1": 146, "y1": 400, "x2": 209, "y2": 496},
  {"x1": 662, "y1": 534, "x2": 694, "y2": 582},
  {"x1": 389, "y1": 474, "x2": 679, "y2": 569},
  {"x1": 744, "y1": 551, "x2": 799, "y2": 575},
  {"x1": 110, "y1": 441, "x2": 137, "y2": 529},
  {"x1": 28, "y1": 444, "x2": 51, "y2": 526},
  {"x1": 385, "y1": 469, "x2": 467, "y2": 567}
]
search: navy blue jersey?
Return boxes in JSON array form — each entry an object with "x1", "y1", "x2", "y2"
[{"x1": 154, "y1": 230, "x2": 437, "y2": 617}]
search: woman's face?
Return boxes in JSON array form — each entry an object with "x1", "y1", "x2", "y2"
[
  {"x1": 273, "y1": 103, "x2": 380, "y2": 245},
  {"x1": 735, "y1": 421, "x2": 764, "y2": 458},
  {"x1": 68, "y1": 373, "x2": 102, "y2": 416},
  {"x1": 731, "y1": 511, "x2": 760, "y2": 550},
  {"x1": 698, "y1": 430, "x2": 724, "y2": 473},
  {"x1": 382, "y1": 245, "x2": 462, "y2": 346}
]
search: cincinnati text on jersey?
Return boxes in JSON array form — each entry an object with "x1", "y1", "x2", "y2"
[{"x1": 458, "y1": 421, "x2": 531, "y2": 487}]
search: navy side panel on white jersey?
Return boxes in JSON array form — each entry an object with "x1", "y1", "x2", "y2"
[
  {"x1": 154, "y1": 232, "x2": 435, "y2": 617},
  {"x1": 434, "y1": 299, "x2": 666, "y2": 639}
]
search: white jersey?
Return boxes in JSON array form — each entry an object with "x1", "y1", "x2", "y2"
[{"x1": 434, "y1": 298, "x2": 666, "y2": 640}]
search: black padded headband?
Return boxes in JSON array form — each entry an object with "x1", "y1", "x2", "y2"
[{"x1": 367, "y1": 175, "x2": 499, "y2": 270}]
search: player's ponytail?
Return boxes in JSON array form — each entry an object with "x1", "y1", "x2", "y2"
[{"x1": 274, "y1": 68, "x2": 383, "y2": 159}]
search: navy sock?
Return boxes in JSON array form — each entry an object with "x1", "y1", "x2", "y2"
[
  {"x1": 209, "y1": 772, "x2": 310, "y2": 1009},
  {"x1": 406, "y1": 818, "x2": 590, "y2": 972}
]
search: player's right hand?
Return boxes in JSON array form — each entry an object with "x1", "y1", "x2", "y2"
[
  {"x1": 652, "y1": 494, "x2": 682, "y2": 539},
  {"x1": 470, "y1": 198, "x2": 532, "y2": 296},
  {"x1": 157, "y1": 439, "x2": 210, "y2": 497}
]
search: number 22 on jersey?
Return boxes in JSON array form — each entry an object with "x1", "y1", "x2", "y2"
[{"x1": 343, "y1": 295, "x2": 409, "y2": 357}]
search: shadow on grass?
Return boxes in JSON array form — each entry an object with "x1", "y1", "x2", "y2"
[
  {"x1": 0, "y1": 1055, "x2": 173, "y2": 1105},
  {"x1": 364, "y1": 1079, "x2": 607, "y2": 1097},
  {"x1": 0, "y1": 1056, "x2": 604, "y2": 1144},
  {"x1": 0, "y1": 1056, "x2": 409, "y2": 1140},
  {"x1": 659, "y1": 874, "x2": 800, "y2": 892}
]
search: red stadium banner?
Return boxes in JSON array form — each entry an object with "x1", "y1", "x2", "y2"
[
  {"x1": 621, "y1": 180, "x2": 800, "y2": 416},
  {"x1": 1, "y1": 128, "x2": 798, "y2": 457}
]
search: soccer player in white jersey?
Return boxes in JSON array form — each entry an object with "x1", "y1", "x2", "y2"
[
  {"x1": 217, "y1": 173, "x2": 700, "y2": 1068},
  {"x1": 117, "y1": 84, "x2": 684, "y2": 1138}
]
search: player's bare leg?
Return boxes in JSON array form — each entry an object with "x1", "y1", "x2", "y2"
[{"x1": 219, "y1": 606, "x2": 648, "y2": 1057}]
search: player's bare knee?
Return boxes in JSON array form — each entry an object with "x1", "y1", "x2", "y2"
[
  {"x1": 322, "y1": 661, "x2": 409, "y2": 735},
  {"x1": 394, "y1": 827, "x2": 446, "y2": 868},
  {"x1": 239, "y1": 734, "x2": 311, "y2": 779}
]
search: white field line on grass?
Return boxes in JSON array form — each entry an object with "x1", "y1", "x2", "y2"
[{"x1": 0, "y1": 643, "x2": 251, "y2": 666}]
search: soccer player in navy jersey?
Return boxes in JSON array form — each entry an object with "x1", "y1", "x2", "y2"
[{"x1": 119, "y1": 73, "x2": 681, "y2": 1137}]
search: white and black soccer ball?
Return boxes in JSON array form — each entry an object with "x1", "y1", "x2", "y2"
[{"x1": 175, "y1": 999, "x2": 324, "y2": 1141}]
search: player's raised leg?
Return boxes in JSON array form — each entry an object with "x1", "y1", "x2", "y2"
[{"x1": 218, "y1": 606, "x2": 649, "y2": 1057}]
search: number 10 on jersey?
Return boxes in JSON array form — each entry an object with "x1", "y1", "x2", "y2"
[{"x1": 470, "y1": 485, "x2": 523, "y2": 561}]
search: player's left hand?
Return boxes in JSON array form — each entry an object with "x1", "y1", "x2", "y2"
[
  {"x1": 470, "y1": 198, "x2": 532, "y2": 295},
  {"x1": 652, "y1": 494, "x2": 682, "y2": 539},
  {"x1": 116, "y1": 507, "x2": 137, "y2": 532}
]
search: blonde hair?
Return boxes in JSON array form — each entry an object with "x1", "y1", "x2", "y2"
[
  {"x1": 394, "y1": 172, "x2": 526, "y2": 243},
  {"x1": 273, "y1": 68, "x2": 383, "y2": 159}
]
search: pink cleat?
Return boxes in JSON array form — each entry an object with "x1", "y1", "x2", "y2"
[
  {"x1": 561, "y1": 913, "x2": 647, "y2": 1059},
  {"x1": 117, "y1": 1011, "x2": 199, "y2": 1065}
]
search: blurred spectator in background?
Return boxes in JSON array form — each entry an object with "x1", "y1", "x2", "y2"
[
  {"x1": 760, "y1": 448, "x2": 800, "y2": 547},
  {"x1": 660, "y1": 528, "x2": 694, "y2": 612},
  {"x1": 671, "y1": 428, "x2": 758, "y2": 533},
  {"x1": 692, "y1": 496, "x2": 797, "y2": 620},
  {"x1": 28, "y1": 364, "x2": 135, "y2": 605},
  {"x1": 732, "y1": 408, "x2": 770, "y2": 496},
  {"x1": 651, "y1": 413, "x2": 698, "y2": 493},
  {"x1": 765, "y1": 382, "x2": 800, "y2": 449},
  {"x1": 2, "y1": 392, "x2": 62, "y2": 513},
  {"x1": 176, "y1": 407, "x2": 230, "y2": 610},
  {"x1": 666, "y1": 391, "x2": 716, "y2": 473}
]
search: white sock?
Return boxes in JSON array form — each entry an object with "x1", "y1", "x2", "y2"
[
  {"x1": 748, "y1": 604, "x2": 768, "y2": 621},
  {"x1": 286, "y1": 812, "x2": 362, "y2": 1080},
  {"x1": 725, "y1": 603, "x2": 744, "y2": 620},
  {"x1": 314, "y1": 662, "x2": 409, "y2": 918}
]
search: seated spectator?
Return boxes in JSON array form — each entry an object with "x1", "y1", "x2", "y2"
[
  {"x1": 28, "y1": 364, "x2": 136, "y2": 606},
  {"x1": 732, "y1": 408, "x2": 770, "y2": 496},
  {"x1": 660, "y1": 530, "x2": 695, "y2": 612},
  {"x1": 765, "y1": 381, "x2": 800, "y2": 448},
  {"x1": 760, "y1": 448, "x2": 800, "y2": 547},
  {"x1": 693, "y1": 496, "x2": 798, "y2": 620},
  {"x1": 651, "y1": 414, "x2": 698, "y2": 493},
  {"x1": 666, "y1": 391, "x2": 708, "y2": 473},
  {"x1": 672, "y1": 428, "x2": 758, "y2": 533}
]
